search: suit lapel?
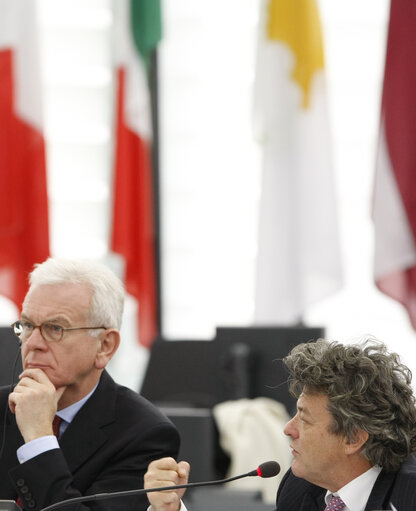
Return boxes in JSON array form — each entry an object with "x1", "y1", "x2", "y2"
[
  {"x1": 304, "y1": 491, "x2": 325, "y2": 511},
  {"x1": 310, "y1": 486, "x2": 326, "y2": 511},
  {"x1": 59, "y1": 371, "x2": 117, "y2": 473},
  {"x1": 364, "y1": 469, "x2": 397, "y2": 511},
  {"x1": 275, "y1": 470, "x2": 325, "y2": 511},
  {"x1": 307, "y1": 472, "x2": 398, "y2": 511}
]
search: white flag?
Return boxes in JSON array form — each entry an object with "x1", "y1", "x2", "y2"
[{"x1": 253, "y1": 0, "x2": 343, "y2": 324}]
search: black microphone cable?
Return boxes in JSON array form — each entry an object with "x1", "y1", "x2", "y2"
[
  {"x1": 0, "y1": 341, "x2": 21, "y2": 460},
  {"x1": 40, "y1": 461, "x2": 281, "y2": 511}
]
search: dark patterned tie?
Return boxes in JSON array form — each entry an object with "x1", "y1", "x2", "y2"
[
  {"x1": 52, "y1": 415, "x2": 62, "y2": 438},
  {"x1": 324, "y1": 495, "x2": 346, "y2": 511}
]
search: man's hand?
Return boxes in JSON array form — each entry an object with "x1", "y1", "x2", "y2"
[
  {"x1": 8, "y1": 368, "x2": 66, "y2": 443},
  {"x1": 144, "y1": 457, "x2": 190, "y2": 511}
]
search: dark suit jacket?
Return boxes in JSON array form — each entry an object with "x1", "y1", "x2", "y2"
[
  {"x1": 0, "y1": 370, "x2": 180, "y2": 511},
  {"x1": 275, "y1": 455, "x2": 416, "y2": 511}
]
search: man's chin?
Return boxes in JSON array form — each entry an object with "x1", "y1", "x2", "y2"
[{"x1": 290, "y1": 460, "x2": 304, "y2": 479}]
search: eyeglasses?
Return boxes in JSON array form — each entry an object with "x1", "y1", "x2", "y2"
[{"x1": 11, "y1": 320, "x2": 107, "y2": 344}]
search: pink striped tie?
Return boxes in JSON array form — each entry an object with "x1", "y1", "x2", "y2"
[{"x1": 325, "y1": 495, "x2": 346, "y2": 511}]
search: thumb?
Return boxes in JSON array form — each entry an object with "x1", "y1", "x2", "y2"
[
  {"x1": 177, "y1": 461, "x2": 191, "y2": 483},
  {"x1": 55, "y1": 386, "x2": 67, "y2": 402},
  {"x1": 8, "y1": 397, "x2": 16, "y2": 415}
]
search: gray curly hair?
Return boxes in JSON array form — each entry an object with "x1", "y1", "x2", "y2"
[{"x1": 284, "y1": 338, "x2": 416, "y2": 472}]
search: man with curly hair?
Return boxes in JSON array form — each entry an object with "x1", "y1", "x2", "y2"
[
  {"x1": 275, "y1": 338, "x2": 416, "y2": 510},
  {"x1": 144, "y1": 338, "x2": 416, "y2": 511}
]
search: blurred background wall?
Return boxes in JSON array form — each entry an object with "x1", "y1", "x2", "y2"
[{"x1": 2, "y1": 0, "x2": 415, "y2": 392}]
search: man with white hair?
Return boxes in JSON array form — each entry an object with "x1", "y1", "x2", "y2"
[{"x1": 0, "y1": 258, "x2": 179, "y2": 510}]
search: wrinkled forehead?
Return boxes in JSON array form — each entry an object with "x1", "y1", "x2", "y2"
[{"x1": 22, "y1": 283, "x2": 93, "y2": 323}]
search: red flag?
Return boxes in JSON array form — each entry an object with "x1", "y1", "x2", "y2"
[
  {"x1": 111, "y1": 0, "x2": 161, "y2": 348},
  {"x1": 0, "y1": 0, "x2": 49, "y2": 311},
  {"x1": 373, "y1": 0, "x2": 416, "y2": 327}
]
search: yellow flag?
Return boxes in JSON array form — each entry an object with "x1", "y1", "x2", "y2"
[{"x1": 267, "y1": 0, "x2": 324, "y2": 108}]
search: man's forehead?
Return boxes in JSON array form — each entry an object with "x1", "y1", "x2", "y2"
[
  {"x1": 297, "y1": 392, "x2": 328, "y2": 413},
  {"x1": 297, "y1": 395, "x2": 311, "y2": 414},
  {"x1": 22, "y1": 283, "x2": 92, "y2": 318},
  {"x1": 25, "y1": 282, "x2": 92, "y2": 302}
]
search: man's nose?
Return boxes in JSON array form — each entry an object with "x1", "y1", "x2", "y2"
[
  {"x1": 284, "y1": 415, "x2": 298, "y2": 437},
  {"x1": 25, "y1": 326, "x2": 47, "y2": 347}
]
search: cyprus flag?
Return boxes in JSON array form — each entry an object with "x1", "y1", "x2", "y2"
[{"x1": 253, "y1": 0, "x2": 343, "y2": 324}]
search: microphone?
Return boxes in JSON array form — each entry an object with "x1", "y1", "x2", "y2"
[{"x1": 40, "y1": 461, "x2": 280, "y2": 511}]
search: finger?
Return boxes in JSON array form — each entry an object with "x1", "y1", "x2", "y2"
[
  {"x1": 14, "y1": 376, "x2": 43, "y2": 390},
  {"x1": 145, "y1": 470, "x2": 181, "y2": 488},
  {"x1": 148, "y1": 457, "x2": 178, "y2": 471},
  {"x1": 158, "y1": 491, "x2": 180, "y2": 504},
  {"x1": 177, "y1": 461, "x2": 190, "y2": 480},
  {"x1": 8, "y1": 393, "x2": 16, "y2": 414},
  {"x1": 13, "y1": 376, "x2": 55, "y2": 397},
  {"x1": 19, "y1": 368, "x2": 52, "y2": 384}
]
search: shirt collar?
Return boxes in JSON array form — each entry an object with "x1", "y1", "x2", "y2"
[
  {"x1": 56, "y1": 381, "x2": 99, "y2": 424},
  {"x1": 325, "y1": 465, "x2": 382, "y2": 511}
]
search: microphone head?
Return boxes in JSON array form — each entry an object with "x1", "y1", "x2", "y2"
[
  {"x1": 247, "y1": 461, "x2": 280, "y2": 478},
  {"x1": 256, "y1": 461, "x2": 280, "y2": 478}
]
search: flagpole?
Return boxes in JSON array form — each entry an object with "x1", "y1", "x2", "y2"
[{"x1": 149, "y1": 48, "x2": 163, "y2": 335}]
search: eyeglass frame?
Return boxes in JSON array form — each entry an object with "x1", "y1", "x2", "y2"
[{"x1": 11, "y1": 320, "x2": 108, "y2": 344}]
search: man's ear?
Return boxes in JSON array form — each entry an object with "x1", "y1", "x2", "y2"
[
  {"x1": 343, "y1": 428, "x2": 369, "y2": 455},
  {"x1": 94, "y1": 329, "x2": 120, "y2": 369}
]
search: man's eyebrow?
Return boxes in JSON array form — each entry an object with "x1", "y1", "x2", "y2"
[
  {"x1": 20, "y1": 314, "x2": 71, "y2": 326},
  {"x1": 45, "y1": 316, "x2": 72, "y2": 325},
  {"x1": 297, "y1": 405, "x2": 310, "y2": 416}
]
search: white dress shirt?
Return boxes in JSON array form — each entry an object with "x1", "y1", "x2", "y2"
[
  {"x1": 324, "y1": 465, "x2": 383, "y2": 511},
  {"x1": 148, "y1": 502, "x2": 187, "y2": 511}
]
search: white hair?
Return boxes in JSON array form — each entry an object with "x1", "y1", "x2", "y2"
[{"x1": 24, "y1": 258, "x2": 125, "y2": 330}]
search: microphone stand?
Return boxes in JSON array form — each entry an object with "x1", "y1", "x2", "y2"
[{"x1": 40, "y1": 464, "x2": 278, "y2": 511}]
